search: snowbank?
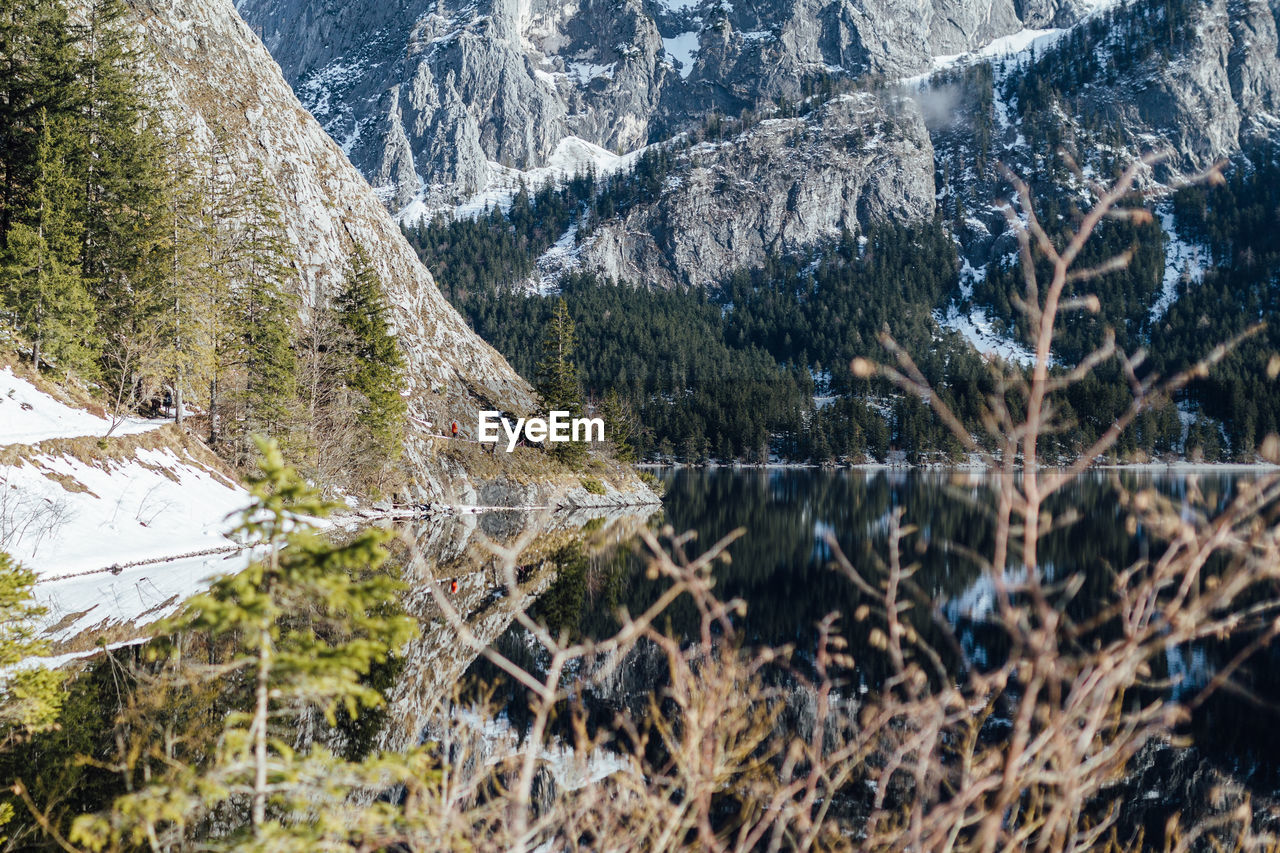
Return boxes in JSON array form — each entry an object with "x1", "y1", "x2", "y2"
[
  {"x1": 2, "y1": 443, "x2": 247, "y2": 580},
  {"x1": 0, "y1": 370, "x2": 251, "y2": 646},
  {"x1": 0, "y1": 367, "x2": 166, "y2": 445},
  {"x1": 936, "y1": 304, "x2": 1036, "y2": 366},
  {"x1": 663, "y1": 32, "x2": 700, "y2": 79},
  {"x1": 399, "y1": 136, "x2": 646, "y2": 224}
]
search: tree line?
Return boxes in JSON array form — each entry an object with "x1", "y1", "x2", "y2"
[{"x1": 411, "y1": 150, "x2": 1279, "y2": 464}]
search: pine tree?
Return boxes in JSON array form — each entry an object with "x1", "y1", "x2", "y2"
[
  {"x1": 74, "y1": 0, "x2": 174, "y2": 409},
  {"x1": 232, "y1": 273, "x2": 298, "y2": 460},
  {"x1": 222, "y1": 169, "x2": 299, "y2": 464},
  {"x1": 334, "y1": 246, "x2": 407, "y2": 459},
  {"x1": 146, "y1": 140, "x2": 221, "y2": 425},
  {"x1": 2, "y1": 111, "x2": 96, "y2": 374},
  {"x1": 0, "y1": 552, "x2": 64, "y2": 846},
  {"x1": 69, "y1": 439, "x2": 423, "y2": 849},
  {"x1": 536, "y1": 298, "x2": 586, "y2": 464},
  {"x1": 0, "y1": 0, "x2": 79, "y2": 250},
  {"x1": 599, "y1": 389, "x2": 637, "y2": 462}
]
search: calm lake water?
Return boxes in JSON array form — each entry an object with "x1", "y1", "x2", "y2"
[{"x1": 468, "y1": 466, "x2": 1280, "y2": 799}]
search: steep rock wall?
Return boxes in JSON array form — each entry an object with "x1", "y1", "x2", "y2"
[{"x1": 131, "y1": 0, "x2": 557, "y2": 502}]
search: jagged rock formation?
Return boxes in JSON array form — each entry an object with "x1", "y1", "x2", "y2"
[
  {"x1": 1021, "y1": 0, "x2": 1280, "y2": 175},
  {"x1": 552, "y1": 92, "x2": 935, "y2": 289},
  {"x1": 1115, "y1": 0, "x2": 1280, "y2": 170},
  {"x1": 234, "y1": 0, "x2": 1060, "y2": 216},
  {"x1": 128, "y1": 0, "x2": 652, "y2": 504},
  {"x1": 233, "y1": 0, "x2": 1280, "y2": 337},
  {"x1": 925, "y1": 0, "x2": 1280, "y2": 268}
]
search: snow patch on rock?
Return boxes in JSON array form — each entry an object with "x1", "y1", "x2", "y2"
[
  {"x1": 533, "y1": 223, "x2": 582, "y2": 294},
  {"x1": 1150, "y1": 204, "x2": 1206, "y2": 322},
  {"x1": 662, "y1": 31, "x2": 700, "y2": 79},
  {"x1": 401, "y1": 136, "x2": 644, "y2": 223},
  {"x1": 936, "y1": 305, "x2": 1036, "y2": 366}
]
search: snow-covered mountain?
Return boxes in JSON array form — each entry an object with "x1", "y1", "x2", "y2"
[
  {"x1": 235, "y1": 0, "x2": 1280, "y2": 300},
  {"x1": 236, "y1": 0, "x2": 1036, "y2": 213}
]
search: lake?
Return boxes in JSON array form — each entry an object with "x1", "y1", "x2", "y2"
[
  {"x1": 16, "y1": 466, "x2": 1280, "y2": 847},
  {"x1": 462, "y1": 466, "x2": 1280, "y2": 812}
]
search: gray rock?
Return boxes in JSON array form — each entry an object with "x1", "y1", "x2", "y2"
[
  {"x1": 1049, "y1": 0, "x2": 1280, "y2": 174},
  {"x1": 236, "y1": 0, "x2": 1280, "y2": 323},
  {"x1": 235, "y1": 0, "x2": 1032, "y2": 213},
  {"x1": 552, "y1": 93, "x2": 936, "y2": 290}
]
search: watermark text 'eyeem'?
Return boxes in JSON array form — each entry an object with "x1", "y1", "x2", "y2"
[{"x1": 478, "y1": 411, "x2": 604, "y2": 452}]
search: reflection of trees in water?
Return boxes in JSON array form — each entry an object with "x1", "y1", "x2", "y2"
[
  {"x1": 468, "y1": 469, "x2": 1280, "y2": 793},
  {"x1": 561, "y1": 470, "x2": 1232, "y2": 652},
  {"x1": 379, "y1": 508, "x2": 655, "y2": 752}
]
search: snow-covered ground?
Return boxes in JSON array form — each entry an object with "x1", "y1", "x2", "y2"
[
  {"x1": 936, "y1": 304, "x2": 1037, "y2": 366},
  {"x1": 399, "y1": 136, "x2": 646, "y2": 224},
  {"x1": 434, "y1": 707, "x2": 629, "y2": 794},
  {"x1": 32, "y1": 549, "x2": 252, "y2": 645},
  {"x1": 907, "y1": 0, "x2": 1121, "y2": 89},
  {"x1": 920, "y1": 27, "x2": 1067, "y2": 83},
  {"x1": 1, "y1": 367, "x2": 166, "y2": 445},
  {"x1": 935, "y1": 261, "x2": 1037, "y2": 366},
  {"x1": 2, "y1": 446, "x2": 248, "y2": 580},
  {"x1": 533, "y1": 223, "x2": 581, "y2": 293},
  {"x1": 1, "y1": 370, "x2": 252, "y2": 644}
]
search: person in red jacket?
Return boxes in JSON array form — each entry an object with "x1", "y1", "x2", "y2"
[{"x1": 451, "y1": 420, "x2": 459, "y2": 437}]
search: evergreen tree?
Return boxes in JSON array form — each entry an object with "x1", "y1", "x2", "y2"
[
  {"x1": 0, "y1": 553, "x2": 64, "y2": 846},
  {"x1": 2, "y1": 111, "x2": 95, "y2": 374},
  {"x1": 536, "y1": 298, "x2": 582, "y2": 411},
  {"x1": 536, "y1": 298, "x2": 586, "y2": 464},
  {"x1": 74, "y1": 0, "x2": 174, "y2": 410},
  {"x1": 334, "y1": 246, "x2": 407, "y2": 459},
  {"x1": 147, "y1": 149, "x2": 215, "y2": 425},
  {"x1": 222, "y1": 169, "x2": 299, "y2": 464},
  {"x1": 0, "y1": 0, "x2": 79, "y2": 250},
  {"x1": 231, "y1": 272, "x2": 297, "y2": 461},
  {"x1": 599, "y1": 389, "x2": 637, "y2": 462},
  {"x1": 69, "y1": 439, "x2": 422, "y2": 849}
]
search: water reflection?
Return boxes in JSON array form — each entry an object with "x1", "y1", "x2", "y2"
[
  {"x1": 464, "y1": 467, "x2": 1280, "y2": 794},
  {"x1": 379, "y1": 504, "x2": 656, "y2": 752}
]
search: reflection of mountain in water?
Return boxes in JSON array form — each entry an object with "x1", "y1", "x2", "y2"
[{"x1": 377, "y1": 505, "x2": 659, "y2": 752}]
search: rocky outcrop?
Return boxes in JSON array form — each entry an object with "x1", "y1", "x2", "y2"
[
  {"x1": 551, "y1": 93, "x2": 935, "y2": 290},
  {"x1": 1086, "y1": 0, "x2": 1280, "y2": 173},
  {"x1": 129, "y1": 0, "x2": 655, "y2": 505},
  {"x1": 235, "y1": 0, "x2": 1050, "y2": 214}
]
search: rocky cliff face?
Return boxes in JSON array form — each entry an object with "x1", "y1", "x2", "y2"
[
  {"x1": 234, "y1": 0, "x2": 1050, "y2": 214},
  {"x1": 128, "y1": 0, "x2": 649, "y2": 503},
  {"x1": 925, "y1": 0, "x2": 1280, "y2": 269},
  {"x1": 549, "y1": 93, "x2": 935, "y2": 290},
  {"x1": 234, "y1": 0, "x2": 1280, "y2": 306},
  {"x1": 1031, "y1": 0, "x2": 1280, "y2": 175}
]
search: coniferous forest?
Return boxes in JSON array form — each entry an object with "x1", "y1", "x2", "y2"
[{"x1": 405, "y1": 140, "x2": 1280, "y2": 463}]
